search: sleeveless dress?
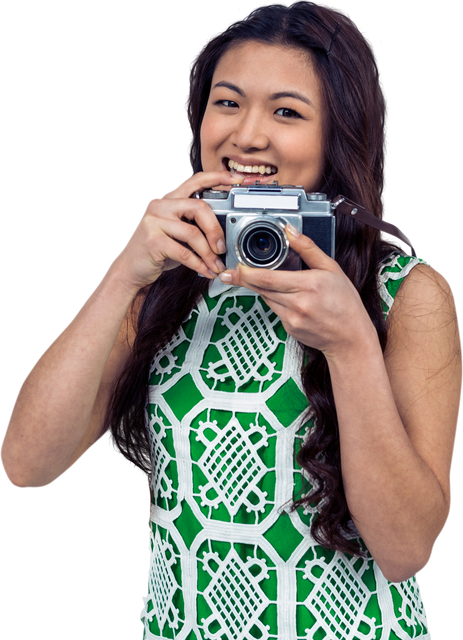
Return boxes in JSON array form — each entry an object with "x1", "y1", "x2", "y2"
[{"x1": 141, "y1": 252, "x2": 430, "y2": 640}]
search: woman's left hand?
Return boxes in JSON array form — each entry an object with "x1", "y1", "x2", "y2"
[{"x1": 219, "y1": 224, "x2": 377, "y2": 359}]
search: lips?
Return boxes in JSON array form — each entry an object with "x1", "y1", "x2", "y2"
[
  {"x1": 222, "y1": 158, "x2": 278, "y2": 186},
  {"x1": 222, "y1": 158, "x2": 278, "y2": 175}
]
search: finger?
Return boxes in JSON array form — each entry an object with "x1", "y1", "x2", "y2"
[
  {"x1": 147, "y1": 197, "x2": 226, "y2": 256},
  {"x1": 155, "y1": 233, "x2": 218, "y2": 279},
  {"x1": 179, "y1": 199, "x2": 228, "y2": 257},
  {"x1": 165, "y1": 173, "x2": 242, "y2": 255},
  {"x1": 159, "y1": 217, "x2": 226, "y2": 275},
  {"x1": 285, "y1": 223, "x2": 337, "y2": 271},
  {"x1": 220, "y1": 263, "x2": 305, "y2": 294},
  {"x1": 164, "y1": 171, "x2": 242, "y2": 200}
]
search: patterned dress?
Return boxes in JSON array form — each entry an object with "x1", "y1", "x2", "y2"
[{"x1": 141, "y1": 253, "x2": 430, "y2": 640}]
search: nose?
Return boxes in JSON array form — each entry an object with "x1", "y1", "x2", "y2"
[{"x1": 231, "y1": 109, "x2": 269, "y2": 152}]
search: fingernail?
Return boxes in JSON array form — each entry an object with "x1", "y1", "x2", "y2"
[
  {"x1": 208, "y1": 269, "x2": 217, "y2": 278},
  {"x1": 215, "y1": 258, "x2": 226, "y2": 272},
  {"x1": 219, "y1": 272, "x2": 232, "y2": 283},
  {"x1": 217, "y1": 239, "x2": 226, "y2": 254},
  {"x1": 286, "y1": 223, "x2": 300, "y2": 237}
]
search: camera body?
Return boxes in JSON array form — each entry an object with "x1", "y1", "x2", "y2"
[{"x1": 200, "y1": 183, "x2": 335, "y2": 270}]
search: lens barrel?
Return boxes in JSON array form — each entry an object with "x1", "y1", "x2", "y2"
[{"x1": 236, "y1": 219, "x2": 289, "y2": 268}]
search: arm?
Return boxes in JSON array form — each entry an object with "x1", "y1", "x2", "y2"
[
  {"x1": 2, "y1": 270, "x2": 139, "y2": 487},
  {"x1": 327, "y1": 264, "x2": 460, "y2": 581},
  {"x1": 2, "y1": 171, "x2": 236, "y2": 487},
  {"x1": 219, "y1": 226, "x2": 461, "y2": 582}
]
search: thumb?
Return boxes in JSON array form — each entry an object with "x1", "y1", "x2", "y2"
[{"x1": 285, "y1": 223, "x2": 335, "y2": 271}]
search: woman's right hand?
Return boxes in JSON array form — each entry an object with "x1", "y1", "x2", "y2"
[{"x1": 111, "y1": 171, "x2": 240, "y2": 293}]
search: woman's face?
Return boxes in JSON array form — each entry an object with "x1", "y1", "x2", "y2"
[{"x1": 200, "y1": 41, "x2": 324, "y2": 192}]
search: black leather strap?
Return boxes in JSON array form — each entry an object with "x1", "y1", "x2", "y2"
[{"x1": 333, "y1": 196, "x2": 416, "y2": 257}]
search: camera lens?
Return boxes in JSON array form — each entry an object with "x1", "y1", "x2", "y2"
[
  {"x1": 245, "y1": 230, "x2": 279, "y2": 264},
  {"x1": 237, "y1": 219, "x2": 288, "y2": 268}
]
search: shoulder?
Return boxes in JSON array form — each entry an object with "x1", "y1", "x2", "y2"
[
  {"x1": 379, "y1": 253, "x2": 430, "y2": 316},
  {"x1": 385, "y1": 259, "x2": 455, "y2": 333},
  {"x1": 385, "y1": 256, "x2": 462, "y2": 366}
]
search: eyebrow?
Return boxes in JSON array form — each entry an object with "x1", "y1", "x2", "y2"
[{"x1": 211, "y1": 82, "x2": 314, "y2": 108}]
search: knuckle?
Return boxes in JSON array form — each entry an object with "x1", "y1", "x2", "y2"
[
  {"x1": 198, "y1": 199, "x2": 216, "y2": 216},
  {"x1": 189, "y1": 225, "x2": 213, "y2": 253},
  {"x1": 288, "y1": 297, "x2": 311, "y2": 329},
  {"x1": 286, "y1": 311, "x2": 300, "y2": 330},
  {"x1": 143, "y1": 198, "x2": 153, "y2": 216},
  {"x1": 146, "y1": 199, "x2": 163, "y2": 216},
  {"x1": 196, "y1": 202, "x2": 223, "y2": 232},
  {"x1": 139, "y1": 217, "x2": 157, "y2": 239},
  {"x1": 187, "y1": 224, "x2": 203, "y2": 239},
  {"x1": 259, "y1": 271, "x2": 275, "y2": 289},
  {"x1": 293, "y1": 299, "x2": 306, "y2": 316},
  {"x1": 178, "y1": 244, "x2": 194, "y2": 263}
]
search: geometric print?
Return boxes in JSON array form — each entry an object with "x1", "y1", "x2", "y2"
[
  {"x1": 142, "y1": 528, "x2": 180, "y2": 634},
  {"x1": 196, "y1": 417, "x2": 268, "y2": 516},
  {"x1": 207, "y1": 300, "x2": 280, "y2": 386},
  {"x1": 142, "y1": 256, "x2": 430, "y2": 640},
  {"x1": 303, "y1": 553, "x2": 372, "y2": 639},
  {"x1": 201, "y1": 546, "x2": 270, "y2": 640}
]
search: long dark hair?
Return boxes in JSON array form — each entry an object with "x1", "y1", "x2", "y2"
[{"x1": 106, "y1": 2, "x2": 396, "y2": 555}]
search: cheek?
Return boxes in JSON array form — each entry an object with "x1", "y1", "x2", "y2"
[
  {"x1": 289, "y1": 144, "x2": 321, "y2": 172},
  {"x1": 200, "y1": 120, "x2": 220, "y2": 169},
  {"x1": 199, "y1": 107, "x2": 210, "y2": 146},
  {"x1": 203, "y1": 118, "x2": 225, "y2": 147},
  {"x1": 200, "y1": 109, "x2": 221, "y2": 148},
  {"x1": 296, "y1": 134, "x2": 324, "y2": 178}
]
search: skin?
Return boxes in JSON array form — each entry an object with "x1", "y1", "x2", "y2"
[
  {"x1": 205, "y1": 43, "x2": 461, "y2": 581},
  {"x1": 200, "y1": 42, "x2": 324, "y2": 192}
]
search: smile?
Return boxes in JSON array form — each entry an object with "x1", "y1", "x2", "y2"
[{"x1": 226, "y1": 158, "x2": 277, "y2": 175}]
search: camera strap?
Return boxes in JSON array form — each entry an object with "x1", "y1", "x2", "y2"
[{"x1": 332, "y1": 196, "x2": 416, "y2": 257}]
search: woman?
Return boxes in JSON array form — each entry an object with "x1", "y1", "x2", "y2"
[{"x1": 2, "y1": 2, "x2": 460, "y2": 639}]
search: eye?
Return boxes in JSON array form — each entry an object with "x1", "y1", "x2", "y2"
[
  {"x1": 275, "y1": 107, "x2": 302, "y2": 119},
  {"x1": 215, "y1": 99, "x2": 239, "y2": 108}
]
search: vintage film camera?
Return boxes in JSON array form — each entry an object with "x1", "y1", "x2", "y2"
[{"x1": 198, "y1": 182, "x2": 415, "y2": 270}]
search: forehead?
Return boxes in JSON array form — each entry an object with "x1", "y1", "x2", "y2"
[
  {"x1": 213, "y1": 41, "x2": 318, "y2": 84},
  {"x1": 211, "y1": 41, "x2": 320, "y2": 101}
]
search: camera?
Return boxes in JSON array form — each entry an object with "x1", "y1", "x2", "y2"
[
  {"x1": 199, "y1": 183, "x2": 335, "y2": 270},
  {"x1": 198, "y1": 182, "x2": 417, "y2": 267}
]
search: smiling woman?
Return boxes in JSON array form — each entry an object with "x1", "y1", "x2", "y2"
[
  {"x1": 200, "y1": 43, "x2": 324, "y2": 190},
  {"x1": 2, "y1": 2, "x2": 461, "y2": 640}
]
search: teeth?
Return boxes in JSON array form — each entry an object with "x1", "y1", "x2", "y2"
[{"x1": 228, "y1": 158, "x2": 277, "y2": 175}]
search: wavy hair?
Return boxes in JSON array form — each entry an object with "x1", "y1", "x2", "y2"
[{"x1": 106, "y1": 2, "x2": 396, "y2": 555}]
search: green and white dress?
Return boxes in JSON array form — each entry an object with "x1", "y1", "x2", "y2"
[{"x1": 141, "y1": 253, "x2": 430, "y2": 640}]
